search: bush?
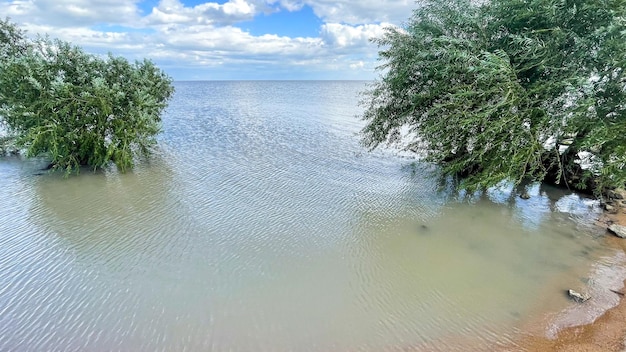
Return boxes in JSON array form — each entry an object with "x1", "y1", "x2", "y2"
[
  {"x1": 0, "y1": 19, "x2": 174, "y2": 173},
  {"x1": 361, "y1": 0, "x2": 626, "y2": 195}
]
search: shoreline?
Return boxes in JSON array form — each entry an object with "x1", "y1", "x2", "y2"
[{"x1": 515, "y1": 211, "x2": 626, "y2": 352}]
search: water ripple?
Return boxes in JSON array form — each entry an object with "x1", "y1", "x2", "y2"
[{"x1": 0, "y1": 81, "x2": 618, "y2": 351}]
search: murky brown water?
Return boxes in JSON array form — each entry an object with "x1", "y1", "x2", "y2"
[{"x1": 1, "y1": 81, "x2": 623, "y2": 351}]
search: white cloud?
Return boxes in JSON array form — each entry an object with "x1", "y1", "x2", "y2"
[
  {"x1": 140, "y1": 22, "x2": 382, "y2": 76},
  {"x1": 2, "y1": 0, "x2": 141, "y2": 26},
  {"x1": 152, "y1": 24, "x2": 323, "y2": 57},
  {"x1": 349, "y1": 61, "x2": 365, "y2": 69},
  {"x1": 145, "y1": 0, "x2": 259, "y2": 26},
  {"x1": 321, "y1": 22, "x2": 390, "y2": 49},
  {"x1": 265, "y1": 0, "x2": 303, "y2": 12},
  {"x1": 0, "y1": 0, "x2": 414, "y2": 79},
  {"x1": 275, "y1": 0, "x2": 413, "y2": 24}
]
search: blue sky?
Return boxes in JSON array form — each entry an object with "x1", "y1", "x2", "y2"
[{"x1": 1, "y1": 0, "x2": 416, "y2": 80}]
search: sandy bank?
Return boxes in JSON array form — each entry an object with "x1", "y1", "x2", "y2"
[{"x1": 516, "y1": 212, "x2": 626, "y2": 352}]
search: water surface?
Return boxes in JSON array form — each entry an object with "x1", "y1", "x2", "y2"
[{"x1": 0, "y1": 81, "x2": 623, "y2": 351}]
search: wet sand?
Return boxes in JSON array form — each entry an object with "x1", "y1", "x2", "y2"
[
  {"x1": 515, "y1": 212, "x2": 626, "y2": 352},
  {"x1": 386, "y1": 207, "x2": 626, "y2": 352}
]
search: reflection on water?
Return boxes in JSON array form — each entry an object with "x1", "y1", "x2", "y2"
[{"x1": 0, "y1": 81, "x2": 623, "y2": 351}]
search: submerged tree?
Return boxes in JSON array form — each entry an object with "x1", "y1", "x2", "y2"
[
  {"x1": 0, "y1": 19, "x2": 174, "y2": 173},
  {"x1": 361, "y1": 0, "x2": 626, "y2": 195}
]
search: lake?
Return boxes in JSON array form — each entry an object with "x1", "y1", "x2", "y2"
[{"x1": 1, "y1": 81, "x2": 624, "y2": 351}]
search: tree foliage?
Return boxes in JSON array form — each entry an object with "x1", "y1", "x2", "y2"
[
  {"x1": 361, "y1": 0, "x2": 626, "y2": 194},
  {"x1": 0, "y1": 19, "x2": 174, "y2": 173},
  {"x1": 0, "y1": 17, "x2": 28, "y2": 61}
]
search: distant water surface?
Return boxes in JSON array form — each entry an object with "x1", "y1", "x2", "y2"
[{"x1": 0, "y1": 81, "x2": 623, "y2": 351}]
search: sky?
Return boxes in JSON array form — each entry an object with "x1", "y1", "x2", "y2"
[{"x1": 1, "y1": 0, "x2": 417, "y2": 80}]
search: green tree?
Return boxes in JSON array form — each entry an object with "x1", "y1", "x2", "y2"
[
  {"x1": 361, "y1": 0, "x2": 626, "y2": 195},
  {"x1": 0, "y1": 19, "x2": 174, "y2": 173},
  {"x1": 0, "y1": 18, "x2": 28, "y2": 153},
  {"x1": 0, "y1": 17, "x2": 28, "y2": 60}
]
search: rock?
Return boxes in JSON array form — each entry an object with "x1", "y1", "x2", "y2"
[
  {"x1": 605, "y1": 203, "x2": 617, "y2": 213},
  {"x1": 608, "y1": 224, "x2": 626, "y2": 238},
  {"x1": 567, "y1": 289, "x2": 591, "y2": 303},
  {"x1": 519, "y1": 192, "x2": 530, "y2": 200},
  {"x1": 608, "y1": 188, "x2": 626, "y2": 200}
]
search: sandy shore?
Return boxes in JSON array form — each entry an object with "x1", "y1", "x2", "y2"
[{"x1": 514, "y1": 212, "x2": 626, "y2": 352}]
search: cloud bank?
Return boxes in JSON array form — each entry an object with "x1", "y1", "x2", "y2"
[{"x1": 1, "y1": 0, "x2": 414, "y2": 79}]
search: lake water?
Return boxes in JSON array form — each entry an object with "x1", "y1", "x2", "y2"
[{"x1": 1, "y1": 81, "x2": 624, "y2": 351}]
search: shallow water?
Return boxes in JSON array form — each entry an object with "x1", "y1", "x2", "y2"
[{"x1": 0, "y1": 81, "x2": 623, "y2": 351}]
